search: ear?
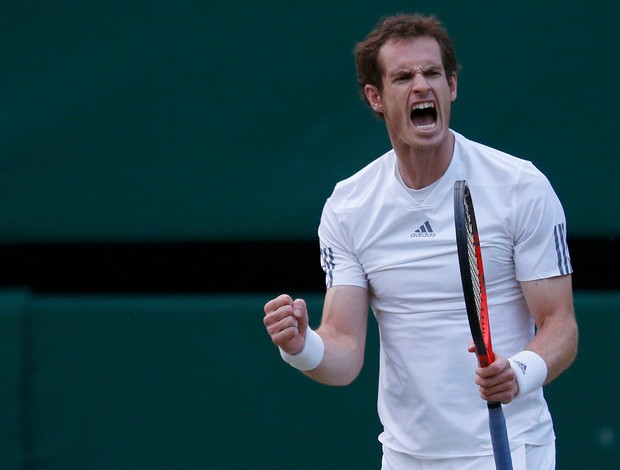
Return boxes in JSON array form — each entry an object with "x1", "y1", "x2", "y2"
[
  {"x1": 449, "y1": 72, "x2": 458, "y2": 102},
  {"x1": 364, "y1": 84, "x2": 383, "y2": 113}
]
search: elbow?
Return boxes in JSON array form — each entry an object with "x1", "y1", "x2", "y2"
[
  {"x1": 338, "y1": 348, "x2": 365, "y2": 385},
  {"x1": 569, "y1": 325, "x2": 579, "y2": 365},
  {"x1": 558, "y1": 321, "x2": 579, "y2": 377},
  {"x1": 338, "y1": 362, "x2": 364, "y2": 386},
  {"x1": 308, "y1": 356, "x2": 364, "y2": 387}
]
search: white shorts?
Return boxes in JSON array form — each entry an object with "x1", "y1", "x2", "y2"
[{"x1": 381, "y1": 441, "x2": 555, "y2": 470}]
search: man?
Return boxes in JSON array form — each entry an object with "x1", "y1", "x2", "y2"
[{"x1": 263, "y1": 13, "x2": 578, "y2": 469}]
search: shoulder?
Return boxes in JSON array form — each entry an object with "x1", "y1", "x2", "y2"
[
  {"x1": 327, "y1": 149, "x2": 395, "y2": 211},
  {"x1": 453, "y1": 131, "x2": 546, "y2": 187}
]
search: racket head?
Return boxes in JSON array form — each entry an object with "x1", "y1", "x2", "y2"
[{"x1": 453, "y1": 180, "x2": 494, "y2": 367}]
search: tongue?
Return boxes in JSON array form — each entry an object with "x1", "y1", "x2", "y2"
[{"x1": 412, "y1": 114, "x2": 435, "y2": 127}]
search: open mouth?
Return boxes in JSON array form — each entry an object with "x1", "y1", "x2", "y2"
[{"x1": 410, "y1": 102, "x2": 437, "y2": 130}]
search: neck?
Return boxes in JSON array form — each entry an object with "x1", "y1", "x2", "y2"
[{"x1": 395, "y1": 132, "x2": 455, "y2": 189}]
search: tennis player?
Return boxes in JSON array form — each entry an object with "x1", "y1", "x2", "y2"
[{"x1": 263, "y1": 13, "x2": 578, "y2": 469}]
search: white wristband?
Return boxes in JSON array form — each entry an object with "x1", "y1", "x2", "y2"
[
  {"x1": 509, "y1": 350, "x2": 548, "y2": 396},
  {"x1": 279, "y1": 328, "x2": 325, "y2": 371}
]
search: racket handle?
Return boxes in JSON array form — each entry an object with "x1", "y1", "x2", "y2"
[{"x1": 487, "y1": 402, "x2": 513, "y2": 470}]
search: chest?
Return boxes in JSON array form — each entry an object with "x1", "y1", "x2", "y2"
[{"x1": 351, "y1": 195, "x2": 515, "y2": 311}]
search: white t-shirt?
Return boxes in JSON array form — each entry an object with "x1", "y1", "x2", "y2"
[{"x1": 318, "y1": 130, "x2": 571, "y2": 459}]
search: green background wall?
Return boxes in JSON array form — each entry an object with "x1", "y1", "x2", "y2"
[
  {"x1": 2, "y1": 0, "x2": 619, "y2": 242},
  {"x1": 0, "y1": 290, "x2": 618, "y2": 469},
  {"x1": 1, "y1": 2, "x2": 619, "y2": 469}
]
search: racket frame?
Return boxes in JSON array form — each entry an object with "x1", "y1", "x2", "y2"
[
  {"x1": 453, "y1": 180, "x2": 494, "y2": 367},
  {"x1": 453, "y1": 179, "x2": 514, "y2": 470}
]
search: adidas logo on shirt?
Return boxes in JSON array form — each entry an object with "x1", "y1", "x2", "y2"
[{"x1": 411, "y1": 221, "x2": 436, "y2": 237}]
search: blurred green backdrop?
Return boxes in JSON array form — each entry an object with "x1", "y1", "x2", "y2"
[
  {"x1": 0, "y1": 290, "x2": 618, "y2": 469},
  {"x1": 1, "y1": 2, "x2": 618, "y2": 470},
  {"x1": 2, "y1": 0, "x2": 618, "y2": 242}
]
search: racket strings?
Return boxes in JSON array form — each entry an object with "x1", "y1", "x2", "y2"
[
  {"x1": 464, "y1": 197, "x2": 491, "y2": 357},
  {"x1": 465, "y1": 206, "x2": 482, "y2": 318}
]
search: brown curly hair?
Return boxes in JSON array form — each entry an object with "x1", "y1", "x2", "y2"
[{"x1": 354, "y1": 14, "x2": 460, "y2": 117}]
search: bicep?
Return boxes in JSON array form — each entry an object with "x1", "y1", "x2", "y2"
[
  {"x1": 319, "y1": 285, "x2": 370, "y2": 344},
  {"x1": 520, "y1": 275, "x2": 575, "y2": 328}
]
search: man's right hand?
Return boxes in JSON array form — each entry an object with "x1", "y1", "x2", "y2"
[{"x1": 263, "y1": 294, "x2": 309, "y2": 355}]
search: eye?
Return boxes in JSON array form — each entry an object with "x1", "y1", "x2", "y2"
[
  {"x1": 425, "y1": 68, "x2": 444, "y2": 78},
  {"x1": 394, "y1": 73, "x2": 412, "y2": 82}
]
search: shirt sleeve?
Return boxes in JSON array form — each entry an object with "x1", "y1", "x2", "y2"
[
  {"x1": 318, "y1": 197, "x2": 369, "y2": 290},
  {"x1": 513, "y1": 163, "x2": 572, "y2": 281}
]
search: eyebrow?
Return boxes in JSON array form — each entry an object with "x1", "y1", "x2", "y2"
[{"x1": 388, "y1": 64, "x2": 444, "y2": 77}]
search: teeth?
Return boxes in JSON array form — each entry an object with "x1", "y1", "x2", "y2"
[{"x1": 413, "y1": 102, "x2": 435, "y2": 110}]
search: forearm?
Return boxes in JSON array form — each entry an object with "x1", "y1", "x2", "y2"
[
  {"x1": 275, "y1": 285, "x2": 369, "y2": 386},
  {"x1": 526, "y1": 312, "x2": 578, "y2": 384},
  {"x1": 515, "y1": 275, "x2": 578, "y2": 392},
  {"x1": 303, "y1": 325, "x2": 366, "y2": 386}
]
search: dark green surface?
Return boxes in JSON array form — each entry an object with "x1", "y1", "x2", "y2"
[
  {"x1": 14, "y1": 292, "x2": 381, "y2": 469},
  {"x1": 1, "y1": 1, "x2": 618, "y2": 242},
  {"x1": 0, "y1": 290, "x2": 618, "y2": 469},
  {"x1": 0, "y1": 290, "x2": 29, "y2": 469},
  {"x1": 544, "y1": 292, "x2": 620, "y2": 469}
]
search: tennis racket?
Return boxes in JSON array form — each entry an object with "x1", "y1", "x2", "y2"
[{"x1": 453, "y1": 180, "x2": 513, "y2": 470}]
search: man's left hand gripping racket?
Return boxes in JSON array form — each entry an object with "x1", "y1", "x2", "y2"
[{"x1": 454, "y1": 180, "x2": 513, "y2": 470}]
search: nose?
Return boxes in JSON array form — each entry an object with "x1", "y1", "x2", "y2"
[{"x1": 412, "y1": 73, "x2": 431, "y2": 93}]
